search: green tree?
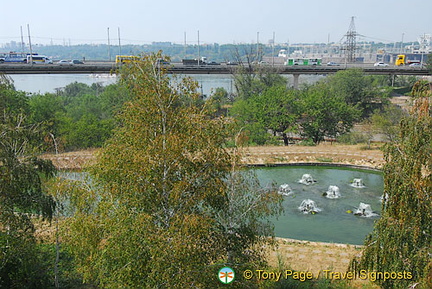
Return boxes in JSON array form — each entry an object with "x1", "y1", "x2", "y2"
[
  {"x1": 370, "y1": 104, "x2": 407, "y2": 142},
  {"x1": 63, "y1": 52, "x2": 282, "y2": 288},
  {"x1": 426, "y1": 53, "x2": 432, "y2": 74},
  {"x1": 210, "y1": 167, "x2": 282, "y2": 267},
  {"x1": 0, "y1": 75, "x2": 30, "y2": 119},
  {"x1": 28, "y1": 93, "x2": 64, "y2": 131},
  {"x1": 28, "y1": 92, "x2": 66, "y2": 152},
  {"x1": 206, "y1": 87, "x2": 231, "y2": 117},
  {"x1": 326, "y1": 68, "x2": 390, "y2": 118},
  {"x1": 231, "y1": 55, "x2": 287, "y2": 100},
  {"x1": 59, "y1": 81, "x2": 102, "y2": 104},
  {"x1": 229, "y1": 64, "x2": 293, "y2": 146},
  {"x1": 0, "y1": 76, "x2": 56, "y2": 288},
  {"x1": 65, "y1": 93, "x2": 106, "y2": 122},
  {"x1": 251, "y1": 86, "x2": 298, "y2": 145},
  {"x1": 352, "y1": 80, "x2": 432, "y2": 289},
  {"x1": 232, "y1": 85, "x2": 298, "y2": 146},
  {"x1": 392, "y1": 75, "x2": 420, "y2": 88},
  {"x1": 297, "y1": 83, "x2": 361, "y2": 144},
  {"x1": 98, "y1": 83, "x2": 130, "y2": 118},
  {"x1": 60, "y1": 113, "x2": 113, "y2": 150},
  {"x1": 230, "y1": 98, "x2": 269, "y2": 145},
  {"x1": 55, "y1": 84, "x2": 119, "y2": 150}
]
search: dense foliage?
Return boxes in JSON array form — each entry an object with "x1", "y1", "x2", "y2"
[
  {"x1": 297, "y1": 83, "x2": 361, "y2": 144},
  {"x1": 352, "y1": 80, "x2": 432, "y2": 289},
  {"x1": 426, "y1": 52, "x2": 432, "y2": 74},
  {"x1": 26, "y1": 81, "x2": 129, "y2": 152},
  {"x1": 0, "y1": 75, "x2": 57, "y2": 288},
  {"x1": 370, "y1": 104, "x2": 408, "y2": 142},
  {"x1": 324, "y1": 68, "x2": 391, "y2": 118},
  {"x1": 230, "y1": 68, "x2": 388, "y2": 145}
]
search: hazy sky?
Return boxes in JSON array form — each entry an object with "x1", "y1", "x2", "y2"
[{"x1": 1, "y1": 0, "x2": 431, "y2": 46}]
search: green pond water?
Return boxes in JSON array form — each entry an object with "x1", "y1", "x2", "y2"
[
  {"x1": 254, "y1": 165, "x2": 384, "y2": 245},
  {"x1": 61, "y1": 165, "x2": 383, "y2": 245}
]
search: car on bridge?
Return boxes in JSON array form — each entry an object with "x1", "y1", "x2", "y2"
[
  {"x1": 71, "y1": 59, "x2": 84, "y2": 64},
  {"x1": 374, "y1": 62, "x2": 389, "y2": 67},
  {"x1": 58, "y1": 60, "x2": 72, "y2": 66},
  {"x1": 408, "y1": 63, "x2": 424, "y2": 68}
]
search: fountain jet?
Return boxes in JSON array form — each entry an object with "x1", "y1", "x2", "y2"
[
  {"x1": 298, "y1": 174, "x2": 316, "y2": 185},
  {"x1": 350, "y1": 178, "x2": 365, "y2": 188},
  {"x1": 323, "y1": 185, "x2": 341, "y2": 199},
  {"x1": 298, "y1": 199, "x2": 321, "y2": 214},
  {"x1": 353, "y1": 202, "x2": 378, "y2": 217},
  {"x1": 278, "y1": 184, "x2": 293, "y2": 196}
]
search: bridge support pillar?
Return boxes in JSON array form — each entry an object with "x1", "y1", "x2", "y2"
[{"x1": 292, "y1": 74, "x2": 300, "y2": 89}]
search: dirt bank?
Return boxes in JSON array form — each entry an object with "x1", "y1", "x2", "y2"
[
  {"x1": 42, "y1": 143, "x2": 384, "y2": 171},
  {"x1": 242, "y1": 143, "x2": 384, "y2": 169}
]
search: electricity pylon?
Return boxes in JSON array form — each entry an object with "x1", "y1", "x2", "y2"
[{"x1": 342, "y1": 17, "x2": 358, "y2": 63}]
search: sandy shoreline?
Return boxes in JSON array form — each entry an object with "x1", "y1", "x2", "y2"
[
  {"x1": 242, "y1": 144, "x2": 384, "y2": 169},
  {"x1": 42, "y1": 143, "x2": 385, "y2": 171}
]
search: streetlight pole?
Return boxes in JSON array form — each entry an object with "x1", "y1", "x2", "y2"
[
  {"x1": 272, "y1": 31, "x2": 275, "y2": 66},
  {"x1": 256, "y1": 32, "x2": 259, "y2": 62},
  {"x1": 27, "y1": 24, "x2": 33, "y2": 64},
  {"x1": 197, "y1": 30, "x2": 200, "y2": 66},
  {"x1": 107, "y1": 27, "x2": 111, "y2": 62},
  {"x1": 184, "y1": 32, "x2": 187, "y2": 59},
  {"x1": 118, "y1": 27, "x2": 121, "y2": 56},
  {"x1": 401, "y1": 33, "x2": 404, "y2": 53}
]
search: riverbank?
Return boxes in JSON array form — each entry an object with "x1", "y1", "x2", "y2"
[
  {"x1": 42, "y1": 143, "x2": 385, "y2": 171},
  {"x1": 242, "y1": 143, "x2": 384, "y2": 169}
]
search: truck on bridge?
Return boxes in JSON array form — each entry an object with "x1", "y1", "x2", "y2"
[
  {"x1": 182, "y1": 57, "x2": 221, "y2": 66},
  {"x1": 182, "y1": 57, "x2": 207, "y2": 66},
  {"x1": 395, "y1": 54, "x2": 424, "y2": 66}
]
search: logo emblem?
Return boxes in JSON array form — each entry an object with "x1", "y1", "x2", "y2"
[{"x1": 218, "y1": 267, "x2": 235, "y2": 284}]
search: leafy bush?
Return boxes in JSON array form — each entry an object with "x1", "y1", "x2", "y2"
[{"x1": 337, "y1": 132, "x2": 368, "y2": 145}]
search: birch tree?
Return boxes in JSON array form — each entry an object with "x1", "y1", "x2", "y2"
[
  {"x1": 0, "y1": 75, "x2": 56, "y2": 288},
  {"x1": 352, "y1": 80, "x2": 432, "y2": 289},
  {"x1": 64, "y1": 52, "x2": 282, "y2": 288}
]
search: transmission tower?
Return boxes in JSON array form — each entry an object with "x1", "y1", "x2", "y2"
[{"x1": 342, "y1": 17, "x2": 358, "y2": 63}]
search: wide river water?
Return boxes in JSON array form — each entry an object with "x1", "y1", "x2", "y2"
[{"x1": 10, "y1": 73, "x2": 324, "y2": 95}]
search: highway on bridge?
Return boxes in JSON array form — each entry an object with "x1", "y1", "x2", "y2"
[{"x1": 0, "y1": 62, "x2": 430, "y2": 76}]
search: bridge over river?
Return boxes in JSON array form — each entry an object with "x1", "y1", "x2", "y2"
[{"x1": 1, "y1": 62, "x2": 430, "y2": 88}]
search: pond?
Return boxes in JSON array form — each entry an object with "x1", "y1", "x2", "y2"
[
  {"x1": 60, "y1": 165, "x2": 383, "y2": 245},
  {"x1": 254, "y1": 165, "x2": 384, "y2": 245}
]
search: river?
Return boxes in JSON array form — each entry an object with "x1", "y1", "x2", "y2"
[{"x1": 10, "y1": 73, "x2": 324, "y2": 95}]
